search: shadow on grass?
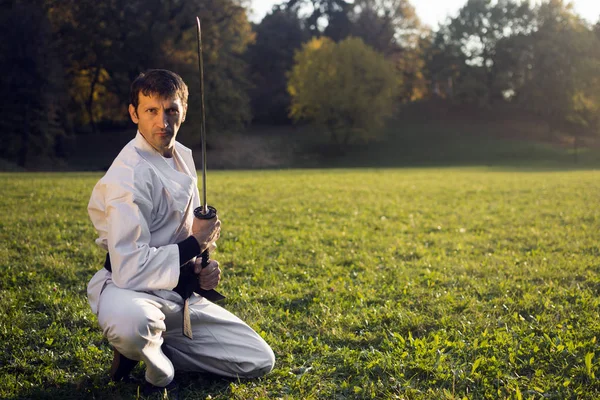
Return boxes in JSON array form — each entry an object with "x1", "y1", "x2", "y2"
[{"x1": 6, "y1": 370, "x2": 235, "y2": 400}]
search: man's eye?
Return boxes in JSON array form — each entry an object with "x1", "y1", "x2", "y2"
[
  {"x1": 167, "y1": 109, "x2": 179, "y2": 115},
  {"x1": 147, "y1": 109, "x2": 158, "y2": 114}
]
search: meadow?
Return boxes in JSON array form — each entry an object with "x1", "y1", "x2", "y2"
[{"x1": 1, "y1": 168, "x2": 600, "y2": 399}]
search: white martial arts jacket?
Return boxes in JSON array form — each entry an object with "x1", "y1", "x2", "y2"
[{"x1": 87, "y1": 132, "x2": 201, "y2": 315}]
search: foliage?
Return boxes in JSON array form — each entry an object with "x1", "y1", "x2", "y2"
[
  {"x1": 425, "y1": 0, "x2": 600, "y2": 144},
  {"x1": 350, "y1": 0, "x2": 421, "y2": 55},
  {"x1": 0, "y1": 0, "x2": 71, "y2": 167},
  {"x1": 2, "y1": 168, "x2": 600, "y2": 399},
  {"x1": 286, "y1": 0, "x2": 352, "y2": 35},
  {"x1": 247, "y1": 8, "x2": 309, "y2": 124},
  {"x1": 0, "y1": 0, "x2": 255, "y2": 168},
  {"x1": 284, "y1": 0, "x2": 429, "y2": 104},
  {"x1": 349, "y1": 0, "x2": 429, "y2": 102},
  {"x1": 46, "y1": 0, "x2": 255, "y2": 135},
  {"x1": 515, "y1": 0, "x2": 600, "y2": 142},
  {"x1": 424, "y1": 28, "x2": 466, "y2": 100},
  {"x1": 288, "y1": 37, "x2": 399, "y2": 147},
  {"x1": 4, "y1": 0, "x2": 600, "y2": 169},
  {"x1": 433, "y1": 0, "x2": 534, "y2": 105},
  {"x1": 188, "y1": 0, "x2": 256, "y2": 134},
  {"x1": 392, "y1": 37, "x2": 430, "y2": 103}
]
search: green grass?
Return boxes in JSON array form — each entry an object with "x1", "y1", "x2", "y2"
[{"x1": 1, "y1": 168, "x2": 600, "y2": 399}]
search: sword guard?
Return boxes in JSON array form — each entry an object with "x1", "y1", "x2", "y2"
[{"x1": 194, "y1": 205, "x2": 217, "y2": 220}]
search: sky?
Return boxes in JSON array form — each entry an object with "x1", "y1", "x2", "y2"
[{"x1": 247, "y1": 0, "x2": 600, "y2": 28}]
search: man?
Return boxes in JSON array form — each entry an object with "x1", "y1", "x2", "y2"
[{"x1": 87, "y1": 69, "x2": 275, "y2": 394}]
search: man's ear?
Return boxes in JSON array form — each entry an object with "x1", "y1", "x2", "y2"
[{"x1": 129, "y1": 104, "x2": 139, "y2": 124}]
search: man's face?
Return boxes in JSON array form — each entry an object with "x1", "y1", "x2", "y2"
[{"x1": 129, "y1": 93, "x2": 187, "y2": 157}]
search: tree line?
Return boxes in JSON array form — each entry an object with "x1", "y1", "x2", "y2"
[{"x1": 1, "y1": 0, "x2": 599, "y2": 167}]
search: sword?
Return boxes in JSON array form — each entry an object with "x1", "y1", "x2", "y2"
[{"x1": 181, "y1": 16, "x2": 226, "y2": 340}]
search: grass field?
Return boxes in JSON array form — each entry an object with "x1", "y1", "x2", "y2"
[{"x1": 1, "y1": 168, "x2": 600, "y2": 399}]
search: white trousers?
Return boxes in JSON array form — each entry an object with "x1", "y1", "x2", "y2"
[{"x1": 96, "y1": 282, "x2": 275, "y2": 387}]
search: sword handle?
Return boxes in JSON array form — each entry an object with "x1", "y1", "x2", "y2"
[
  {"x1": 201, "y1": 248, "x2": 210, "y2": 268},
  {"x1": 195, "y1": 205, "x2": 217, "y2": 267},
  {"x1": 193, "y1": 206, "x2": 225, "y2": 302}
]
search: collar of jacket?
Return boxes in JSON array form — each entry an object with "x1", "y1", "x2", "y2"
[{"x1": 132, "y1": 131, "x2": 197, "y2": 212}]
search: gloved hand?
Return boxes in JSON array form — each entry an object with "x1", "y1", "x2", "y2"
[{"x1": 195, "y1": 258, "x2": 221, "y2": 291}]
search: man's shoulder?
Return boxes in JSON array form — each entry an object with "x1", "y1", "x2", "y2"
[
  {"x1": 174, "y1": 140, "x2": 192, "y2": 155},
  {"x1": 100, "y1": 142, "x2": 155, "y2": 189}
]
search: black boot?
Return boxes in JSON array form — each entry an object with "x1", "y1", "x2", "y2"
[{"x1": 109, "y1": 348, "x2": 139, "y2": 382}]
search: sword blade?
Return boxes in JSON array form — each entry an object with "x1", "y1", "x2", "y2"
[{"x1": 196, "y1": 16, "x2": 208, "y2": 214}]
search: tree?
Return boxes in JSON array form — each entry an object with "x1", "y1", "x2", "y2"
[
  {"x1": 350, "y1": 0, "x2": 421, "y2": 56},
  {"x1": 288, "y1": 37, "x2": 399, "y2": 147},
  {"x1": 425, "y1": 28, "x2": 466, "y2": 100},
  {"x1": 285, "y1": 0, "x2": 428, "y2": 103},
  {"x1": 246, "y1": 7, "x2": 308, "y2": 124},
  {"x1": 517, "y1": 0, "x2": 600, "y2": 156},
  {"x1": 349, "y1": 0, "x2": 428, "y2": 102},
  {"x1": 0, "y1": 0, "x2": 71, "y2": 167},
  {"x1": 181, "y1": 0, "x2": 256, "y2": 135},
  {"x1": 47, "y1": 0, "x2": 255, "y2": 135},
  {"x1": 287, "y1": 0, "x2": 352, "y2": 35},
  {"x1": 439, "y1": 0, "x2": 534, "y2": 104}
]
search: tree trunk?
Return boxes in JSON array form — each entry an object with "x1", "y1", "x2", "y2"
[
  {"x1": 86, "y1": 67, "x2": 101, "y2": 134},
  {"x1": 486, "y1": 64, "x2": 494, "y2": 106},
  {"x1": 18, "y1": 102, "x2": 31, "y2": 168}
]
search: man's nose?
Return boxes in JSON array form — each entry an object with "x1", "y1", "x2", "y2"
[{"x1": 160, "y1": 110, "x2": 169, "y2": 127}]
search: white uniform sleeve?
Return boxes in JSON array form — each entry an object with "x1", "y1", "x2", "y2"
[{"x1": 103, "y1": 179, "x2": 180, "y2": 292}]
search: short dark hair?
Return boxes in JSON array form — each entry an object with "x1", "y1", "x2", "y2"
[{"x1": 130, "y1": 69, "x2": 189, "y2": 111}]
